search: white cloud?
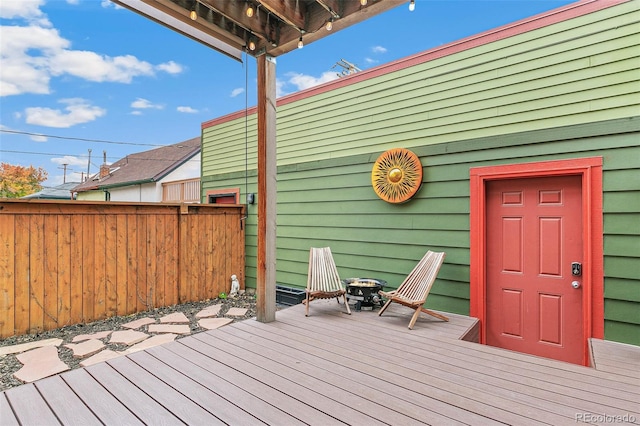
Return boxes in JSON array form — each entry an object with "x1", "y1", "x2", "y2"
[
  {"x1": 49, "y1": 51, "x2": 155, "y2": 83},
  {"x1": 286, "y1": 71, "x2": 339, "y2": 91},
  {"x1": 131, "y1": 98, "x2": 163, "y2": 110},
  {"x1": 30, "y1": 133, "x2": 47, "y2": 142},
  {"x1": 25, "y1": 98, "x2": 106, "y2": 128},
  {"x1": 157, "y1": 61, "x2": 183, "y2": 74},
  {"x1": 51, "y1": 155, "x2": 87, "y2": 168},
  {"x1": 275, "y1": 79, "x2": 288, "y2": 97},
  {"x1": 177, "y1": 106, "x2": 198, "y2": 113},
  {"x1": 0, "y1": 0, "x2": 51, "y2": 27},
  {"x1": 0, "y1": 3, "x2": 185, "y2": 96},
  {"x1": 364, "y1": 57, "x2": 378, "y2": 65},
  {"x1": 101, "y1": 0, "x2": 123, "y2": 8},
  {"x1": 230, "y1": 88, "x2": 244, "y2": 98},
  {"x1": 0, "y1": 26, "x2": 69, "y2": 96},
  {"x1": 66, "y1": 0, "x2": 80, "y2": 5},
  {"x1": 372, "y1": 45, "x2": 387, "y2": 54}
]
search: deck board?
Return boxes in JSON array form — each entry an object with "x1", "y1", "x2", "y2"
[
  {"x1": 281, "y1": 306, "x2": 640, "y2": 410},
  {"x1": 0, "y1": 394, "x2": 19, "y2": 426},
  {"x1": 141, "y1": 345, "x2": 310, "y2": 425},
  {"x1": 2, "y1": 300, "x2": 639, "y2": 425},
  {"x1": 35, "y1": 376, "x2": 103, "y2": 426},
  {"x1": 60, "y1": 368, "x2": 145, "y2": 425},
  {"x1": 590, "y1": 338, "x2": 640, "y2": 380},
  {"x1": 105, "y1": 355, "x2": 226, "y2": 425},
  {"x1": 237, "y1": 317, "x2": 628, "y2": 420},
  {"x1": 84, "y1": 362, "x2": 184, "y2": 425},
  {"x1": 3, "y1": 381, "x2": 60, "y2": 425}
]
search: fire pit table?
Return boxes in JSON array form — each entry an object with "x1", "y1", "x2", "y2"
[{"x1": 342, "y1": 278, "x2": 387, "y2": 311}]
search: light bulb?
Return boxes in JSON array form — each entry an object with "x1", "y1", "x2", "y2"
[
  {"x1": 409, "y1": 0, "x2": 415, "y2": 11},
  {"x1": 297, "y1": 36, "x2": 303, "y2": 49},
  {"x1": 249, "y1": 40, "x2": 256, "y2": 51},
  {"x1": 246, "y1": 5, "x2": 254, "y2": 18},
  {"x1": 325, "y1": 19, "x2": 333, "y2": 31},
  {"x1": 189, "y1": 9, "x2": 197, "y2": 20},
  {"x1": 360, "y1": 0, "x2": 367, "y2": 5}
]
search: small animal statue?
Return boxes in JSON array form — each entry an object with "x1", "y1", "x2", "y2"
[{"x1": 230, "y1": 274, "x2": 240, "y2": 297}]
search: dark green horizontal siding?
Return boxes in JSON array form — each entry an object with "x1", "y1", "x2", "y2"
[{"x1": 203, "y1": 117, "x2": 640, "y2": 345}]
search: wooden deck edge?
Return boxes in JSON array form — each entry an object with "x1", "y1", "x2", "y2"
[
  {"x1": 589, "y1": 337, "x2": 640, "y2": 376},
  {"x1": 459, "y1": 317, "x2": 481, "y2": 343}
]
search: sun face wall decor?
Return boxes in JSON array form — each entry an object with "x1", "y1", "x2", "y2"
[{"x1": 371, "y1": 148, "x2": 423, "y2": 203}]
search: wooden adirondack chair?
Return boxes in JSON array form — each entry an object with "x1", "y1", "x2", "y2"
[
  {"x1": 304, "y1": 247, "x2": 351, "y2": 316},
  {"x1": 378, "y1": 250, "x2": 448, "y2": 329}
]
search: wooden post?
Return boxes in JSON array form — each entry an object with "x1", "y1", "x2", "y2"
[{"x1": 256, "y1": 54, "x2": 277, "y2": 322}]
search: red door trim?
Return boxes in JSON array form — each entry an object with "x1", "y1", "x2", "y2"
[{"x1": 470, "y1": 157, "x2": 604, "y2": 365}]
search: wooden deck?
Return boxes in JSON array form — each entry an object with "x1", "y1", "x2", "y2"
[{"x1": 2, "y1": 300, "x2": 639, "y2": 425}]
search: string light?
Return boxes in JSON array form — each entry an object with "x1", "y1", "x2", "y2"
[
  {"x1": 297, "y1": 36, "x2": 303, "y2": 49},
  {"x1": 409, "y1": 0, "x2": 415, "y2": 11},
  {"x1": 246, "y1": 3, "x2": 254, "y2": 17},
  {"x1": 360, "y1": 0, "x2": 367, "y2": 5},
  {"x1": 248, "y1": 39, "x2": 256, "y2": 51},
  {"x1": 189, "y1": 2, "x2": 197, "y2": 20},
  {"x1": 325, "y1": 18, "x2": 333, "y2": 31}
]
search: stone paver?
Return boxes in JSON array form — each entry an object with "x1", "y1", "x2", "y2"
[
  {"x1": 4, "y1": 298, "x2": 255, "y2": 388},
  {"x1": 110, "y1": 330, "x2": 149, "y2": 345},
  {"x1": 148, "y1": 324, "x2": 191, "y2": 334},
  {"x1": 226, "y1": 307, "x2": 248, "y2": 317},
  {"x1": 195, "y1": 305, "x2": 222, "y2": 318},
  {"x1": 198, "y1": 318, "x2": 233, "y2": 330},
  {"x1": 124, "y1": 334, "x2": 178, "y2": 354},
  {"x1": 159, "y1": 312, "x2": 189, "y2": 323},
  {"x1": 64, "y1": 339, "x2": 105, "y2": 358},
  {"x1": 80, "y1": 349, "x2": 125, "y2": 367},
  {"x1": 14, "y1": 346, "x2": 69, "y2": 383},
  {"x1": 0, "y1": 338, "x2": 63, "y2": 356},
  {"x1": 72, "y1": 330, "x2": 112, "y2": 343},
  {"x1": 121, "y1": 317, "x2": 156, "y2": 329}
]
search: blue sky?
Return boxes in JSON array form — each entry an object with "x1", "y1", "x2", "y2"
[{"x1": 1, "y1": 0, "x2": 576, "y2": 187}]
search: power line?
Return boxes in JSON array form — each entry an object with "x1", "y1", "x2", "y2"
[
  {"x1": 0, "y1": 149, "x2": 201, "y2": 163},
  {"x1": 1, "y1": 129, "x2": 167, "y2": 147}
]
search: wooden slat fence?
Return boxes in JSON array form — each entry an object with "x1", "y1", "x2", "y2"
[{"x1": 0, "y1": 200, "x2": 245, "y2": 338}]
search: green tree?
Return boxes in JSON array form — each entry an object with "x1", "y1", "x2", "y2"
[{"x1": 0, "y1": 163, "x2": 48, "y2": 198}]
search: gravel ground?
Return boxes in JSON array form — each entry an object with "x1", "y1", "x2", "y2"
[{"x1": 0, "y1": 293, "x2": 257, "y2": 392}]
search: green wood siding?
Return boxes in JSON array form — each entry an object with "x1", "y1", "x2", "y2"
[
  {"x1": 203, "y1": 1, "x2": 639, "y2": 176},
  {"x1": 201, "y1": 2, "x2": 640, "y2": 345}
]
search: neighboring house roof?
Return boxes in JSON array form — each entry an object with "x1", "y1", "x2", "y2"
[
  {"x1": 72, "y1": 137, "x2": 200, "y2": 193},
  {"x1": 22, "y1": 182, "x2": 80, "y2": 199}
]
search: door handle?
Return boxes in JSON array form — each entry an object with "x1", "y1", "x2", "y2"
[{"x1": 572, "y1": 281, "x2": 581, "y2": 289}]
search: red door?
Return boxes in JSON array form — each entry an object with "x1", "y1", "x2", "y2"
[{"x1": 486, "y1": 175, "x2": 584, "y2": 364}]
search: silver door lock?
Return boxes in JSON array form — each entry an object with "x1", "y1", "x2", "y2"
[{"x1": 572, "y1": 281, "x2": 581, "y2": 289}]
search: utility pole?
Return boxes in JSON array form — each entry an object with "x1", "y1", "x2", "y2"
[
  {"x1": 58, "y1": 163, "x2": 69, "y2": 183},
  {"x1": 87, "y1": 149, "x2": 92, "y2": 177}
]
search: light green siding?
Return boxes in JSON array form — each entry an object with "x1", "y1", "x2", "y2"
[
  {"x1": 76, "y1": 190, "x2": 105, "y2": 201},
  {"x1": 201, "y1": 2, "x2": 640, "y2": 345},
  {"x1": 203, "y1": 1, "x2": 639, "y2": 176}
]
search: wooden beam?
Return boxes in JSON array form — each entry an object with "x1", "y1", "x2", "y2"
[
  {"x1": 113, "y1": 0, "x2": 243, "y2": 60},
  {"x1": 258, "y1": 0, "x2": 307, "y2": 31},
  {"x1": 256, "y1": 54, "x2": 277, "y2": 323}
]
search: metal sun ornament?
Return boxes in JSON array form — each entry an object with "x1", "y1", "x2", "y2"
[{"x1": 371, "y1": 148, "x2": 423, "y2": 203}]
